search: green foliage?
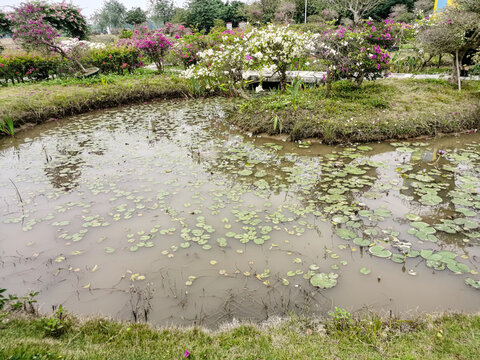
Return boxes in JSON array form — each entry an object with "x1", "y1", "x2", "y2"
[
  {"x1": 119, "y1": 29, "x2": 134, "y2": 39},
  {"x1": 0, "y1": 289, "x2": 39, "y2": 312},
  {"x1": 367, "y1": 0, "x2": 415, "y2": 20},
  {"x1": 0, "y1": 11, "x2": 12, "y2": 36},
  {"x1": 87, "y1": 46, "x2": 142, "y2": 75},
  {"x1": 92, "y1": 0, "x2": 127, "y2": 32},
  {"x1": 186, "y1": 0, "x2": 225, "y2": 32},
  {"x1": 0, "y1": 54, "x2": 70, "y2": 85},
  {"x1": 149, "y1": 0, "x2": 175, "y2": 27},
  {"x1": 175, "y1": 32, "x2": 213, "y2": 68},
  {"x1": 220, "y1": 1, "x2": 247, "y2": 26},
  {"x1": 0, "y1": 289, "x2": 7, "y2": 310},
  {"x1": 0, "y1": 116, "x2": 15, "y2": 136},
  {"x1": 43, "y1": 305, "x2": 67, "y2": 338},
  {"x1": 125, "y1": 7, "x2": 147, "y2": 26},
  {"x1": 328, "y1": 306, "x2": 353, "y2": 330},
  {"x1": 285, "y1": 78, "x2": 303, "y2": 111}
]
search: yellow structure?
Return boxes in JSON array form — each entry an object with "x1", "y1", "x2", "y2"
[{"x1": 434, "y1": 0, "x2": 456, "y2": 13}]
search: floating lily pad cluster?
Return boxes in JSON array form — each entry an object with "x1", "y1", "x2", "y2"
[{"x1": 0, "y1": 100, "x2": 479, "y2": 308}]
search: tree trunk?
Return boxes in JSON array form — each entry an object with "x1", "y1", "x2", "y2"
[
  {"x1": 451, "y1": 50, "x2": 466, "y2": 87},
  {"x1": 354, "y1": 72, "x2": 364, "y2": 87},
  {"x1": 352, "y1": 11, "x2": 361, "y2": 25},
  {"x1": 279, "y1": 71, "x2": 287, "y2": 91},
  {"x1": 419, "y1": 54, "x2": 434, "y2": 71},
  {"x1": 325, "y1": 81, "x2": 332, "y2": 98}
]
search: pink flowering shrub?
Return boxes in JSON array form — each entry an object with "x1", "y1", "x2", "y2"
[
  {"x1": 9, "y1": 2, "x2": 88, "y2": 72},
  {"x1": 118, "y1": 27, "x2": 173, "y2": 72},
  {"x1": 314, "y1": 26, "x2": 392, "y2": 95},
  {"x1": 174, "y1": 32, "x2": 215, "y2": 68}
]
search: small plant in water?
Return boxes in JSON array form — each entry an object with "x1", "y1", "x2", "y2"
[
  {"x1": 43, "y1": 305, "x2": 67, "y2": 337},
  {"x1": 0, "y1": 116, "x2": 14, "y2": 136},
  {"x1": 286, "y1": 78, "x2": 303, "y2": 111},
  {"x1": 272, "y1": 115, "x2": 283, "y2": 133},
  {"x1": 328, "y1": 306, "x2": 353, "y2": 330},
  {"x1": 0, "y1": 289, "x2": 7, "y2": 310}
]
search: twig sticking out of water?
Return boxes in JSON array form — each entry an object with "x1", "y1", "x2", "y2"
[{"x1": 9, "y1": 178, "x2": 25, "y2": 224}]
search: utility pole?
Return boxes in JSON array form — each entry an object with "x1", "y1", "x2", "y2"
[{"x1": 305, "y1": 0, "x2": 307, "y2": 23}]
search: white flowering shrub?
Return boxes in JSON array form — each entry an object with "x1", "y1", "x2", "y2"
[
  {"x1": 183, "y1": 30, "x2": 254, "y2": 93},
  {"x1": 245, "y1": 25, "x2": 314, "y2": 89},
  {"x1": 59, "y1": 38, "x2": 106, "y2": 53},
  {"x1": 184, "y1": 25, "x2": 314, "y2": 93}
]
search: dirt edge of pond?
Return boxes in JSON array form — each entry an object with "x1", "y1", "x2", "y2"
[{"x1": 1, "y1": 310, "x2": 479, "y2": 359}]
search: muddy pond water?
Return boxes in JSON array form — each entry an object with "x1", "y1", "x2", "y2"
[{"x1": 0, "y1": 98, "x2": 479, "y2": 327}]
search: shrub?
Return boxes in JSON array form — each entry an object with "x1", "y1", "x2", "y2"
[
  {"x1": 183, "y1": 29, "x2": 251, "y2": 94},
  {"x1": 245, "y1": 25, "x2": 314, "y2": 89},
  {"x1": 417, "y1": 0, "x2": 480, "y2": 84},
  {"x1": 87, "y1": 46, "x2": 143, "y2": 75},
  {"x1": 314, "y1": 26, "x2": 392, "y2": 95},
  {"x1": 0, "y1": 54, "x2": 69, "y2": 85},
  {"x1": 174, "y1": 32, "x2": 214, "y2": 68},
  {"x1": 117, "y1": 27, "x2": 174, "y2": 72},
  {"x1": 119, "y1": 29, "x2": 133, "y2": 39},
  {"x1": 9, "y1": 2, "x2": 88, "y2": 72}
]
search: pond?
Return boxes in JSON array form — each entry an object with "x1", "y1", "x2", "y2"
[{"x1": 0, "y1": 98, "x2": 479, "y2": 327}]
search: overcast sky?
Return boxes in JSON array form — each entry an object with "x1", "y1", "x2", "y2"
[{"x1": 0, "y1": 1, "x2": 192, "y2": 18}]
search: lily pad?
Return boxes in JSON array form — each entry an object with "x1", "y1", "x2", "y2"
[
  {"x1": 369, "y1": 245, "x2": 392, "y2": 258},
  {"x1": 310, "y1": 273, "x2": 338, "y2": 289},
  {"x1": 465, "y1": 278, "x2": 480, "y2": 289},
  {"x1": 360, "y1": 267, "x2": 371, "y2": 275}
]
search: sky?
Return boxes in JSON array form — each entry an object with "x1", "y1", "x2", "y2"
[{"x1": 0, "y1": 0, "x2": 191, "y2": 18}]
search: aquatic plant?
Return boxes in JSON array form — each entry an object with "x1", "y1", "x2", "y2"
[{"x1": 0, "y1": 116, "x2": 14, "y2": 136}]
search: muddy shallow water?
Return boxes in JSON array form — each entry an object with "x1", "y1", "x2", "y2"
[{"x1": 0, "y1": 98, "x2": 479, "y2": 327}]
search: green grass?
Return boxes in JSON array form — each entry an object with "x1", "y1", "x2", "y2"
[
  {"x1": 0, "y1": 312, "x2": 479, "y2": 359},
  {"x1": 0, "y1": 69, "x2": 200, "y2": 130},
  {"x1": 231, "y1": 79, "x2": 480, "y2": 143}
]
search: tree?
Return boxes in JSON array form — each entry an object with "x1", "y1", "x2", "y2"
[
  {"x1": 274, "y1": 2, "x2": 296, "y2": 24},
  {"x1": 171, "y1": 8, "x2": 189, "y2": 24},
  {"x1": 418, "y1": 0, "x2": 480, "y2": 87},
  {"x1": 258, "y1": 0, "x2": 279, "y2": 23},
  {"x1": 93, "y1": 0, "x2": 127, "y2": 32},
  {"x1": 149, "y1": 0, "x2": 175, "y2": 26},
  {"x1": 186, "y1": 0, "x2": 225, "y2": 32},
  {"x1": 368, "y1": 0, "x2": 414, "y2": 20},
  {"x1": 221, "y1": 1, "x2": 247, "y2": 26},
  {"x1": 125, "y1": 8, "x2": 147, "y2": 27},
  {"x1": 327, "y1": 0, "x2": 383, "y2": 24}
]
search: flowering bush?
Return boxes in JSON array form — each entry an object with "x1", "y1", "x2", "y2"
[
  {"x1": 87, "y1": 47, "x2": 143, "y2": 75},
  {"x1": 9, "y1": 2, "x2": 88, "y2": 72},
  {"x1": 118, "y1": 27, "x2": 173, "y2": 72},
  {"x1": 314, "y1": 26, "x2": 392, "y2": 96},
  {"x1": 174, "y1": 33, "x2": 213, "y2": 68},
  {"x1": 0, "y1": 54, "x2": 68, "y2": 85},
  {"x1": 244, "y1": 25, "x2": 314, "y2": 89},
  {"x1": 184, "y1": 25, "x2": 314, "y2": 93},
  {"x1": 183, "y1": 30, "x2": 252, "y2": 94}
]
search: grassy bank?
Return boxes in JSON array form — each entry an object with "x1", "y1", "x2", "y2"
[
  {"x1": 0, "y1": 311, "x2": 479, "y2": 359},
  {"x1": 0, "y1": 69, "x2": 198, "y2": 132},
  {"x1": 230, "y1": 79, "x2": 480, "y2": 144}
]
